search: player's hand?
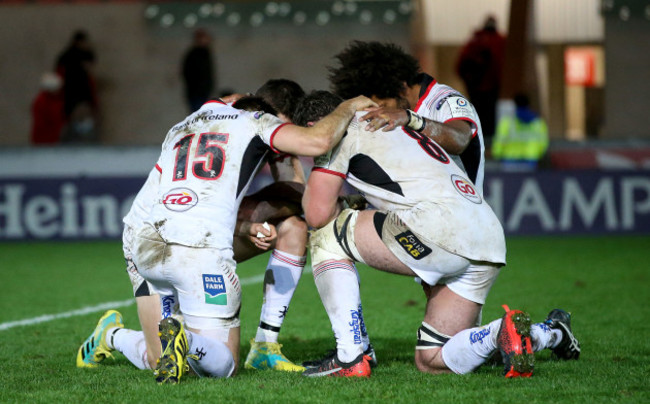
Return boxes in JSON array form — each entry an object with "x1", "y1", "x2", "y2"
[
  {"x1": 345, "y1": 95, "x2": 378, "y2": 112},
  {"x1": 248, "y1": 222, "x2": 277, "y2": 250},
  {"x1": 360, "y1": 107, "x2": 409, "y2": 132}
]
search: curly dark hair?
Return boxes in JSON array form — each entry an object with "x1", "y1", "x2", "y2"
[
  {"x1": 292, "y1": 90, "x2": 343, "y2": 127},
  {"x1": 232, "y1": 96, "x2": 277, "y2": 115},
  {"x1": 254, "y1": 79, "x2": 305, "y2": 120},
  {"x1": 328, "y1": 41, "x2": 421, "y2": 100}
]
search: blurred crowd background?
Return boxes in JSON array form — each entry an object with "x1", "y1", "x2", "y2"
[{"x1": 1, "y1": 1, "x2": 647, "y2": 148}]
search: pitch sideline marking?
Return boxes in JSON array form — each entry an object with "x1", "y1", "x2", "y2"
[{"x1": 0, "y1": 273, "x2": 268, "y2": 332}]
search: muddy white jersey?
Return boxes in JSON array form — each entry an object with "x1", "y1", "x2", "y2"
[
  {"x1": 313, "y1": 113, "x2": 505, "y2": 264},
  {"x1": 414, "y1": 74, "x2": 486, "y2": 193},
  {"x1": 148, "y1": 100, "x2": 289, "y2": 249},
  {"x1": 123, "y1": 165, "x2": 161, "y2": 229}
]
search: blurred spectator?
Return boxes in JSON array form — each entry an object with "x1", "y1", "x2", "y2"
[
  {"x1": 492, "y1": 93, "x2": 548, "y2": 171},
  {"x1": 60, "y1": 102, "x2": 97, "y2": 143},
  {"x1": 55, "y1": 30, "x2": 99, "y2": 143},
  {"x1": 456, "y1": 15, "x2": 506, "y2": 140},
  {"x1": 55, "y1": 30, "x2": 97, "y2": 119},
  {"x1": 182, "y1": 28, "x2": 215, "y2": 112},
  {"x1": 30, "y1": 73, "x2": 65, "y2": 145}
]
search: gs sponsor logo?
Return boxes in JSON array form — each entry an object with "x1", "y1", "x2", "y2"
[
  {"x1": 395, "y1": 230, "x2": 432, "y2": 260},
  {"x1": 451, "y1": 174, "x2": 482, "y2": 204},
  {"x1": 456, "y1": 98, "x2": 468, "y2": 107},
  {"x1": 162, "y1": 188, "x2": 198, "y2": 212}
]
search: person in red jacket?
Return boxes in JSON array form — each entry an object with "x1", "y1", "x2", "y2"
[
  {"x1": 456, "y1": 15, "x2": 506, "y2": 140},
  {"x1": 30, "y1": 72, "x2": 65, "y2": 145}
]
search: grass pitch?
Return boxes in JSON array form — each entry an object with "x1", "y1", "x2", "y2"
[{"x1": 0, "y1": 236, "x2": 649, "y2": 403}]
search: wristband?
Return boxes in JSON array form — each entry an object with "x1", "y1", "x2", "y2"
[{"x1": 406, "y1": 110, "x2": 426, "y2": 132}]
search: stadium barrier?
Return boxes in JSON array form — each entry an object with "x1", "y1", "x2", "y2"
[{"x1": 1, "y1": 147, "x2": 649, "y2": 240}]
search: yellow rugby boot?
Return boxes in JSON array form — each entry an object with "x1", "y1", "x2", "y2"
[
  {"x1": 244, "y1": 339, "x2": 305, "y2": 372},
  {"x1": 154, "y1": 318, "x2": 190, "y2": 384},
  {"x1": 76, "y1": 310, "x2": 124, "y2": 368}
]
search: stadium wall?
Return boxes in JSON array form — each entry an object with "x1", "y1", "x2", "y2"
[
  {"x1": 1, "y1": 147, "x2": 649, "y2": 241},
  {"x1": 0, "y1": 2, "x2": 411, "y2": 146}
]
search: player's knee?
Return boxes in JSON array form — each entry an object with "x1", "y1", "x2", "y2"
[
  {"x1": 278, "y1": 216, "x2": 308, "y2": 238},
  {"x1": 414, "y1": 348, "x2": 446, "y2": 374},
  {"x1": 414, "y1": 322, "x2": 452, "y2": 374},
  {"x1": 276, "y1": 216, "x2": 308, "y2": 253}
]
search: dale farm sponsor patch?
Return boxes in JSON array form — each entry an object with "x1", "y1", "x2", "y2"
[{"x1": 203, "y1": 274, "x2": 227, "y2": 305}]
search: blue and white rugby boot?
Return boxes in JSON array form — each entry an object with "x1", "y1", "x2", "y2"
[{"x1": 545, "y1": 309, "x2": 581, "y2": 360}]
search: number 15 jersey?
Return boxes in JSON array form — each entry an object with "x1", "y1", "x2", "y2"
[{"x1": 147, "y1": 100, "x2": 289, "y2": 250}]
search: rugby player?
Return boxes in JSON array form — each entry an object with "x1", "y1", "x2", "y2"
[
  {"x1": 77, "y1": 91, "x2": 376, "y2": 383},
  {"x1": 77, "y1": 82, "x2": 312, "y2": 374},
  {"x1": 328, "y1": 40, "x2": 486, "y2": 192},
  {"x1": 297, "y1": 91, "x2": 580, "y2": 378},
  {"x1": 241, "y1": 80, "x2": 309, "y2": 372}
]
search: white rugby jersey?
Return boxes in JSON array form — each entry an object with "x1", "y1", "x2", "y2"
[
  {"x1": 414, "y1": 74, "x2": 486, "y2": 193},
  {"x1": 123, "y1": 165, "x2": 161, "y2": 229},
  {"x1": 147, "y1": 100, "x2": 289, "y2": 249},
  {"x1": 313, "y1": 113, "x2": 505, "y2": 264}
]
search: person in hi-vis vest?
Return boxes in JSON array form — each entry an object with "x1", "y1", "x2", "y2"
[{"x1": 492, "y1": 93, "x2": 548, "y2": 171}]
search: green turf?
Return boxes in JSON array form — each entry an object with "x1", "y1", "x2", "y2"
[{"x1": 0, "y1": 236, "x2": 649, "y2": 403}]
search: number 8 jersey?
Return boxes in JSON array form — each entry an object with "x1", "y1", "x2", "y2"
[{"x1": 147, "y1": 100, "x2": 289, "y2": 249}]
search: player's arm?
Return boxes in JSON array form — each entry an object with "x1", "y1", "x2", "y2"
[
  {"x1": 268, "y1": 155, "x2": 306, "y2": 184},
  {"x1": 303, "y1": 170, "x2": 345, "y2": 229},
  {"x1": 288, "y1": 156, "x2": 306, "y2": 183},
  {"x1": 360, "y1": 107, "x2": 472, "y2": 155},
  {"x1": 273, "y1": 96, "x2": 376, "y2": 157}
]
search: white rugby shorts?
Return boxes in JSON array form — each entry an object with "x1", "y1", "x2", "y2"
[
  {"x1": 122, "y1": 224, "x2": 155, "y2": 297},
  {"x1": 379, "y1": 211, "x2": 501, "y2": 304},
  {"x1": 133, "y1": 224, "x2": 242, "y2": 330}
]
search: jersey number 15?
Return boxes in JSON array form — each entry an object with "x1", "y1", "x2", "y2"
[{"x1": 172, "y1": 133, "x2": 229, "y2": 181}]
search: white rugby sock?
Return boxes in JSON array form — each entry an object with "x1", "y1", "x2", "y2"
[
  {"x1": 110, "y1": 328, "x2": 150, "y2": 370},
  {"x1": 530, "y1": 322, "x2": 563, "y2": 352},
  {"x1": 313, "y1": 260, "x2": 364, "y2": 363},
  {"x1": 186, "y1": 330, "x2": 235, "y2": 378},
  {"x1": 441, "y1": 318, "x2": 502, "y2": 374},
  {"x1": 255, "y1": 250, "x2": 305, "y2": 343}
]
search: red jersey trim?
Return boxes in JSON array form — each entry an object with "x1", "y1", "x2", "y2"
[
  {"x1": 269, "y1": 123, "x2": 292, "y2": 154},
  {"x1": 155, "y1": 164, "x2": 162, "y2": 173},
  {"x1": 203, "y1": 99, "x2": 227, "y2": 106},
  {"x1": 445, "y1": 117, "x2": 478, "y2": 138},
  {"x1": 414, "y1": 78, "x2": 437, "y2": 112},
  {"x1": 311, "y1": 167, "x2": 347, "y2": 179}
]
